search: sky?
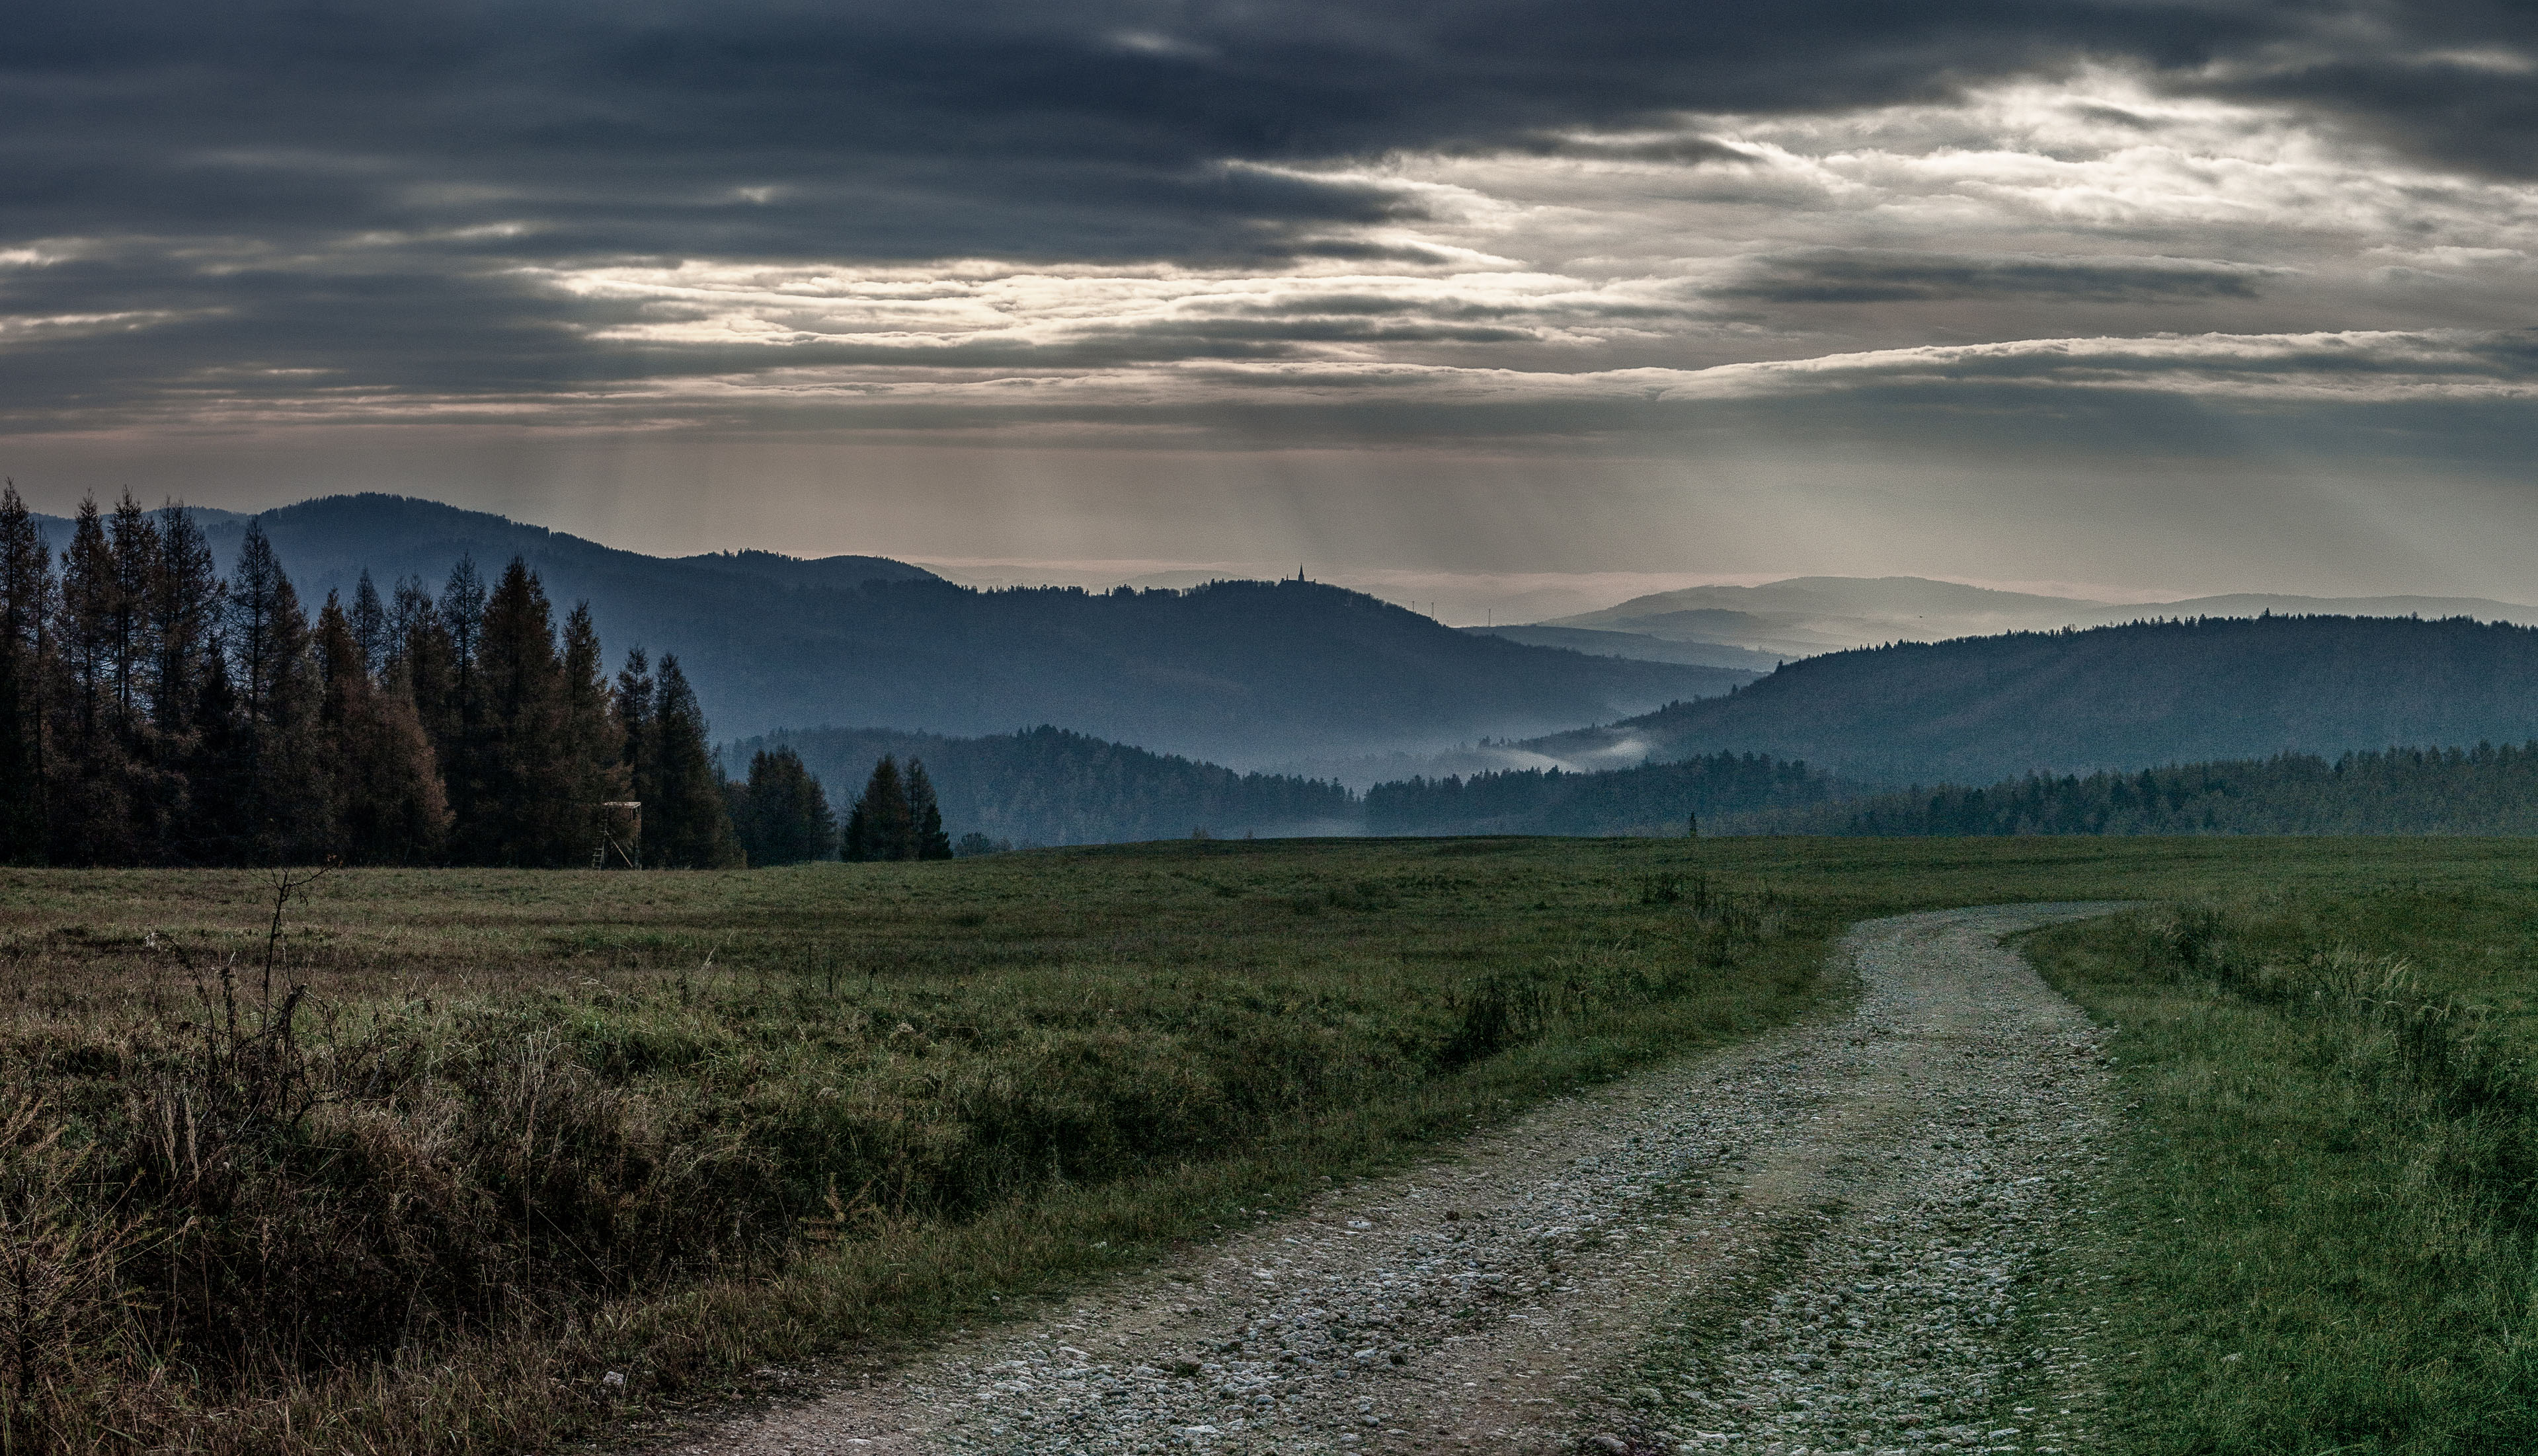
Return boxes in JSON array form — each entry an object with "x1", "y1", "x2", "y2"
[{"x1": 6, "y1": 0, "x2": 2538, "y2": 619}]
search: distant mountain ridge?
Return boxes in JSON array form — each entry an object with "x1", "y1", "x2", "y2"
[
  {"x1": 1534, "y1": 574, "x2": 2538, "y2": 664},
  {"x1": 34, "y1": 493, "x2": 1753, "y2": 765},
  {"x1": 1525, "y1": 614, "x2": 2538, "y2": 787}
]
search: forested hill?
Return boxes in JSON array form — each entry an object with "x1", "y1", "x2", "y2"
[
  {"x1": 46, "y1": 494, "x2": 1750, "y2": 763},
  {"x1": 1527, "y1": 615, "x2": 2538, "y2": 787},
  {"x1": 733, "y1": 726, "x2": 1358, "y2": 846},
  {"x1": 1727, "y1": 743, "x2": 2538, "y2": 837}
]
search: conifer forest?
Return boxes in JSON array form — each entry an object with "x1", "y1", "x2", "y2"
[{"x1": 0, "y1": 489, "x2": 878, "y2": 868}]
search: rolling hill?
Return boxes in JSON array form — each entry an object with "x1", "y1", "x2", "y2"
[{"x1": 1525, "y1": 614, "x2": 2538, "y2": 786}]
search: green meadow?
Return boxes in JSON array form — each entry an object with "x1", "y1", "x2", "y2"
[{"x1": 5, "y1": 835, "x2": 2537, "y2": 1453}]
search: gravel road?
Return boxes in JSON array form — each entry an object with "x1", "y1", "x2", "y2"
[{"x1": 671, "y1": 903, "x2": 2123, "y2": 1456}]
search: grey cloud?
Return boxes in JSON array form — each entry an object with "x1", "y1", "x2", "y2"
[
  {"x1": 1474, "y1": 132, "x2": 1764, "y2": 165},
  {"x1": 1712, "y1": 250, "x2": 2292, "y2": 305}
]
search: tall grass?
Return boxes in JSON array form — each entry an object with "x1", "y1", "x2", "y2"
[
  {"x1": 0, "y1": 842, "x2": 1825, "y2": 1453},
  {"x1": 2024, "y1": 897, "x2": 2538, "y2": 1454}
]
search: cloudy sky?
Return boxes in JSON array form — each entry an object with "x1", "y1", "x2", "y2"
[{"x1": 7, "y1": 1, "x2": 2538, "y2": 615}]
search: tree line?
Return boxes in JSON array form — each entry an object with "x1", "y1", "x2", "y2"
[
  {"x1": 1725, "y1": 742, "x2": 2538, "y2": 837},
  {"x1": 738, "y1": 724, "x2": 1357, "y2": 847},
  {"x1": 1363, "y1": 751, "x2": 1844, "y2": 836},
  {"x1": 0, "y1": 488, "x2": 951, "y2": 868},
  {"x1": 725, "y1": 746, "x2": 952, "y2": 864}
]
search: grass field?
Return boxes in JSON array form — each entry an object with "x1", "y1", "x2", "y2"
[{"x1": 7, "y1": 835, "x2": 2538, "y2": 1452}]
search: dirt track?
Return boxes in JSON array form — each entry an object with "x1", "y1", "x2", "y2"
[{"x1": 671, "y1": 904, "x2": 2123, "y2": 1456}]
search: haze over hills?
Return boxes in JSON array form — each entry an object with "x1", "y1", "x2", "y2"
[
  {"x1": 1534, "y1": 576, "x2": 2538, "y2": 664},
  {"x1": 1456, "y1": 625, "x2": 1784, "y2": 671},
  {"x1": 36, "y1": 494, "x2": 1752, "y2": 766},
  {"x1": 1522, "y1": 615, "x2": 2538, "y2": 788}
]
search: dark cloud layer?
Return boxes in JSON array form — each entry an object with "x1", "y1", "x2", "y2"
[
  {"x1": 3, "y1": 0, "x2": 2535, "y2": 432},
  {"x1": 1714, "y1": 250, "x2": 2289, "y2": 304}
]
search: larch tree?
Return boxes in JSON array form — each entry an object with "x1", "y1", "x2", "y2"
[
  {"x1": 436, "y1": 556, "x2": 487, "y2": 840},
  {"x1": 50, "y1": 498, "x2": 141, "y2": 863},
  {"x1": 0, "y1": 484, "x2": 54, "y2": 862},
  {"x1": 317, "y1": 593, "x2": 449, "y2": 862}
]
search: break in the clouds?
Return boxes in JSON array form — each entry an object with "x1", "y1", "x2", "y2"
[{"x1": 7, "y1": 1, "x2": 2538, "y2": 595}]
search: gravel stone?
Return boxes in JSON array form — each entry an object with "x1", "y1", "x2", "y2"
[{"x1": 670, "y1": 905, "x2": 2122, "y2": 1456}]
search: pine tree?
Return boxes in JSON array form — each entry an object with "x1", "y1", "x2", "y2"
[
  {"x1": 906, "y1": 757, "x2": 953, "y2": 860},
  {"x1": 643, "y1": 655, "x2": 740, "y2": 868},
  {"x1": 844, "y1": 755, "x2": 916, "y2": 861},
  {"x1": 0, "y1": 484, "x2": 54, "y2": 862}
]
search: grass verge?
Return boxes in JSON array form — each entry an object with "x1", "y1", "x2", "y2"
[{"x1": 2022, "y1": 894, "x2": 2538, "y2": 1454}]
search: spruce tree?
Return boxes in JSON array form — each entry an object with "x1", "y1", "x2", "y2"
[
  {"x1": 734, "y1": 746, "x2": 835, "y2": 865},
  {"x1": 436, "y1": 556, "x2": 488, "y2": 843},
  {"x1": 469, "y1": 557, "x2": 573, "y2": 863},
  {"x1": 183, "y1": 648, "x2": 247, "y2": 863},
  {"x1": 615, "y1": 646, "x2": 654, "y2": 807},
  {"x1": 906, "y1": 757, "x2": 953, "y2": 860},
  {"x1": 643, "y1": 654, "x2": 740, "y2": 868},
  {"x1": 224, "y1": 525, "x2": 329, "y2": 861},
  {"x1": 105, "y1": 492, "x2": 158, "y2": 733},
  {"x1": 559, "y1": 601, "x2": 628, "y2": 855},
  {"x1": 147, "y1": 505, "x2": 222, "y2": 860},
  {"x1": 390, "y1": 577, "x2": 457, "y2": 762},
  {"x1": 350, "y1": 570, "x2": 388, "y2": 677},
  {"x1": 149, "y1": 505, "x2": 221, "y2": 737},
  {"x1": 844, "y1": 755, "x2": 916, "y2": 861}
]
